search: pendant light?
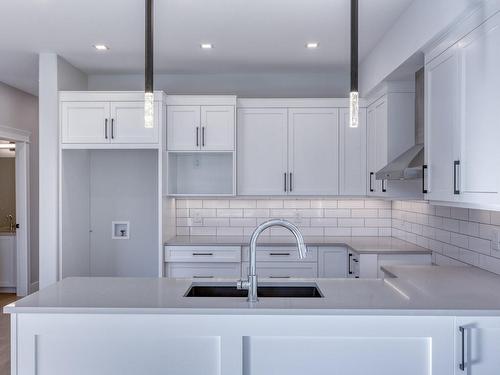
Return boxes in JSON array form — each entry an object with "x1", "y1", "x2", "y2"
[
  {"x1": 350, "y1": 0, "x2": 359, "y2": 128},
  {"x1": 144, "y1": 0, "x2": 154, "y2": 128}
]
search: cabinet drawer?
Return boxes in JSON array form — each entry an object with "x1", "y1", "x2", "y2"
[
  {"x1": 164, "y1": 246, "x2": 241, "y2": 263},
  {"x1": 241, "y1": 261, "x2": 317, "y2": 279},
  {"x1": 166, "y1": 262, "x2": 241, "y2": 279},
  {"x1": 242, "y1": 246, "x2": 317, "y2": 262}
]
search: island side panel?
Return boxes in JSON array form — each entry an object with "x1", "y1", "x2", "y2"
[{"x1": 13, "y1": 313, "x2": 455, "y2": 375}]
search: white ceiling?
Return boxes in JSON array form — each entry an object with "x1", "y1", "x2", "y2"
[{"x1": 0, "y1": 0, "x2": 414, "y2": 95}]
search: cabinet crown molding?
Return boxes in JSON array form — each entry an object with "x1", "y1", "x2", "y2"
[
  {"x1": 237, "y1": 98, "x2": 367, "y2": 108},
  {"x1": 59, "y1": 91, "x2": 167, "y2": 102},
  {"x1": 166, "y1": 95, "x2": 237, "y2": 106}
]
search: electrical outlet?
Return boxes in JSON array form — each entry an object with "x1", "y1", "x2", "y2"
[
  {"x1": 192, "y1": 212, "x2": 202, "y2": 225},
  {"x1": 492, "y1": 228, "x2": 500, "y2": 252},
  {"x1": 293, "y1": 211, "x2": 302, "y2": 225}
]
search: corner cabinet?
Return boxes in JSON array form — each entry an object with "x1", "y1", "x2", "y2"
[
  {"x1": 425, "y1": 10, "x2": 500, "y2": 209},
  {"x1": 366, "y1": 83, "x2": 421, "y2": 199},
  {"x1": 60, "y1": 92, "x2": 164, "y2": 146}
]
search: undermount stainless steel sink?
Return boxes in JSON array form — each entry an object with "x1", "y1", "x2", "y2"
[{"x1": 184, "y1": 283, "x2": 323, "y2": 298}]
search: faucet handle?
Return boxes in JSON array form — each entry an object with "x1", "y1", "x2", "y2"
[{"x1": 236, "y1": 279, "x2": 250, "y2": 290}]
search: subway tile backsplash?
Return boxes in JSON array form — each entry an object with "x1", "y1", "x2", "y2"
[
  {"x1": 172, "y1": 197, "x2": 500, "y2": 275},
  {"x1": 175, "y1": 198, "x2": 393, "y2": 238},
  {"x1": 392, "y1": 200, "x2": 500, "y2": 275}
]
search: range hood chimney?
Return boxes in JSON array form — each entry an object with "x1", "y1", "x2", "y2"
[{"x1": 376, "y1": 68, "x2": 424, "y2": 180}]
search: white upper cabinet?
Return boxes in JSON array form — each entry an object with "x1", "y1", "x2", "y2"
[
  {"x1": 61, "y1": 102, "x2": 110, "y2": 144},
  {"x1": 60, "y1": 92, "x2": 163, "y2": 146},
  {"x1": 167, "y1": 105, "x2": 201, "y2": 151},
  {"x1": 366, "y1": 85, "x2": 418, "y2": 199},
  {"x1": 110, "y1": 101, "x2": 159, "y2": 144},
  {"x1": 167, "y1": 97, "x2": 236, "y2": 152},
  {"x1": 288, "y1": 108, "x2": 339, "y2": 195},
  {"x1": 237, "y1": 108, "x2": 288, "y2": 195},
  {"x1": 201, "y1": 106, "x2": 235, "y2": 151},
  {"x1": 425, "y1": 48, "x2": 461, "y2": 203},
  {"x1": 340, "y1": 107, "x2": 367, "y2": 195},
  {"x1": 425, "y1": 11, "x2": 500, "y2": 208}
]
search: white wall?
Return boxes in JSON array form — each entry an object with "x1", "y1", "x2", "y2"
[
  {"x1": 360, "y1": 0, "x2": 486, "y2": 95},
  {"x1": 0, "y1": 81, "x2": 38, "y2": 289},
  {"x1": 88, "y1": 72, "x2": 350, "y2": 98},
  {"x1": 38, "y1": 53, "x2": 88, "y2": 288}
]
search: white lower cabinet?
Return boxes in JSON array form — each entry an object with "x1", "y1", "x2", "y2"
[
  {"x1": 241, "y1": 262, "x2": 317, "y2": 279},
  {"x1": 455, "y1": 317, "x2": 500, "y2": 374},
  {"x1": 318, "y1": 247, "x2": 347, "y2": 278},
  {"x1": 166, "y1": 262, "x2": 241, "y2": 279},
  {"x1": 0, "y1": 235, "x2": 16, "y2": 288}
]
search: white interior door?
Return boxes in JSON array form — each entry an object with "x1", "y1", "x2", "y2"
[
  {"x1": 339, "y1": 108, "x2": 367, "y2": 195},
  {"x1": 15, "y1": 141, "x2": 29, "y2": 296},
  {"x1": 61, "y1": 102, "x2": 110, "y2": 144},
  {"x1": 237, "y1": 108, "x2": 288, "y2": 195},
  {"x1": 200, "y1": 106, "x2": 235, "y2": 151},
  {"x1": 110, "y1": 101, "x2": 159, "y2": 144},
  {"x1": 288, "y1": 108, "x2": 339, "y2": 195},
  {"x1": 167, "y1": 106, "x2": 200, "y2": 151},
  {"x1": 425, "y1": 47, "x2": 461, "y2": 202},
  {"x1": 458, "y1": 13, "x2": 500, "y2": 206}
]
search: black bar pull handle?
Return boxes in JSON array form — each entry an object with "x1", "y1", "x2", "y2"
[
  {"x1": 196, "y1": 127, "x2": 199, "y2": 147},
  {"x1": 111, "y1": 118, "x2": 115, "y2": 139},
  {"x1": 104, "y1": 118, "x2": 108, "y2": 139},
  {"x1": 454, "y1": 160, "x2": 460, "y2": 195},
  {"x1": 289, "y1": 172, "x2": 293, "y2": 192},
  {"x1": 284, "y1": 173, "x2": 287, "y2": 192},
  {"x1": 459, "y1": 326, "x2": 465, "y2": 371},
  {"x1": 348, "y1": 253, "x2": 353, "y2": 274},
  {"x1": 422, "y1": 164, "x2": 428, "y2": 194},
  {"x1": 369, "y1": 172, "x2": 374, "y2": 192},
  {"x1": 202, "y1": 127, "x2": 205, "y2": 147}
]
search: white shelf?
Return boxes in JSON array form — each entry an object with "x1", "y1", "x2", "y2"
[{"x1": 166, "y1": 151, "x2": 235, "y2": 196}]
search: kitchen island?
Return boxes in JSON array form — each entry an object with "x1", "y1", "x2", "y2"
[{"x1": 5, "y1": 265, "x2": 500, "y2": 375}]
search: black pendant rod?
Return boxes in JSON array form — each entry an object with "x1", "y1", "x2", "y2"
[
  {"x1": 350, "y1": 0, "x2": 358, "y2": 92},
  {"x1": 145, "y1": 0, "x2": 154, "y2": 93}
]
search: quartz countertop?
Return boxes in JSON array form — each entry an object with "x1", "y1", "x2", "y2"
[
  {"x1": 5, "y1": 265, "x2": 500, "y2": 316},
  {"x1": 165, "y1": 236, "x2": 431, "y2": 255}
]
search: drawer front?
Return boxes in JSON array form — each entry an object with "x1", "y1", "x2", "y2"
[
  {"x1": 166, "y1": 262, "x2": 241, "y2": 279},
  {"x1": 164, "y1": 246, "x2": 241, "y2": 263},
  {"x1": 242, "y1": 246, "x2": 317, "y2": 262},
  {"x1": 241, "y1": 261, "x2": 318, "y2": 279}
]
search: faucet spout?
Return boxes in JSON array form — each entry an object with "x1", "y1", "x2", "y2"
[{"x1": 237, "y1": 219, "x2": 307, "y2": 302}]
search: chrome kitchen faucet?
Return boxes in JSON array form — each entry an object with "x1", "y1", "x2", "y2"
[{"x1": 237, "y1": 219, "x2": 307, "y2": 302}]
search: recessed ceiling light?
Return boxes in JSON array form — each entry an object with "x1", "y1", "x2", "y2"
[
  {"x1": 200, "y1": 43, "x2": 213, "y2": 49},
  {"x1": 93, "y1": 44, "x2": 109, "y2": 51},
  {"x1": 306, "y1": 42, "x2": 319, "y2": 49}
]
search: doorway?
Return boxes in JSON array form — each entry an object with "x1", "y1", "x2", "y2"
[{"x1": 0, "y1": 126, "x2": 30, "y2": 296}]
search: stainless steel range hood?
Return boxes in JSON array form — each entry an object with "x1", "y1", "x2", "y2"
[
  {"x1": 376, "y1": 68, "x2": 425, "y2": 181},
  {"x1": 375, "y1": 143, "x2": 424, "y2": 180}
]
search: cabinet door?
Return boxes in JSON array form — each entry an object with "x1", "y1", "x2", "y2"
[
  {"x1": 61, "y1": 102, "x2": 110, "y2": 144},
  {"x1": 237, "y1": 108, "x2": 288, "y2": 195},
  {"x1": 366, "y1": 104, "x2": 378, "y2": 195},
  {"x1": 288, "y1": 108, "x2": 339, "y2": 195},
  {"x1": 0, "y1": 237, "x2": 16, "y2": 287},
  {"x1": 318, "y1": 247, "x2": 347, "y2": 278},
  {"x1": 458, "y1": 13, "x2": 500, "y2": 206},
  {"x1": 426, "y1": 47, "x2": 461, "y2": 202},
  {"x1": 200, "y1": 106, "x2": 235, "y2": 151},
  {"x1": 455, "y1": 317, "x2": 500, "y2": 374},
  {"x1": 167, "y1": 106, "x2": 200, "y2": 151},
  {"x1": 110, "y1": 101, "x2": 159, "y2": 144},
  {"x1": 340, "y1": 108, "x2": 367, "y2": 195},
  {"x1": 241, "y1": 261, "x2": 318, "y2": 279}
]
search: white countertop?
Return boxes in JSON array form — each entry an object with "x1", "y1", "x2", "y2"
[
  {"x1": 165, "y1": 236, "x2": 431, "y2": 255},
  {"x1": 6, "y1": 265, "x2": 500, "y2": 316}
]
